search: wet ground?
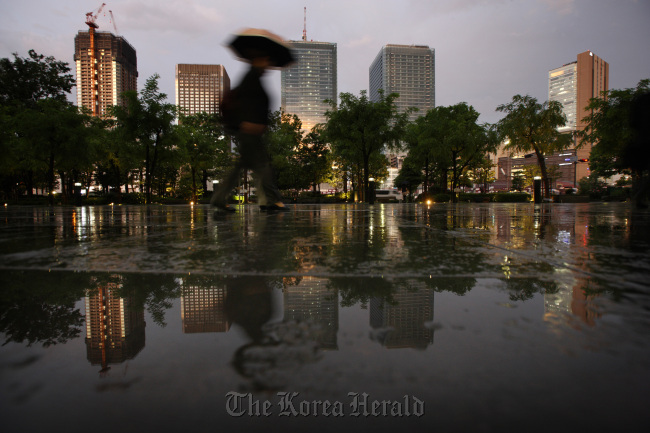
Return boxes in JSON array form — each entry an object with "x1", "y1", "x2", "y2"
[{"x1": 1, "y1": 203, "x2": 649, "y2": 432}]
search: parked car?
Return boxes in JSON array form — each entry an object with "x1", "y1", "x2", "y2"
[{"x1": 375, "y1": 189, "x2": 403, "y2": 202}]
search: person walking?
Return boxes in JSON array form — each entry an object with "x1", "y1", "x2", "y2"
[{"x1": 211, "y1": 29, "x2": 293, "y2": 212}]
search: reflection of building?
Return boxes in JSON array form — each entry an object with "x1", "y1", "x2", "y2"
[
  {"x1": 369, "y1": 44, "x2": 435, "y2": 188},
  {"x1": 370, "y1": 286, "x2": 434, "y2": 349},
  {"x1": 283, "y1": 277, "x2": 338, "y2": 349},
  {"x1": 74, "y1": 30, "x2": 138, "y2": 118},
  {"x1": 181, "y1": 280, "x2": 229, "y2": 333},
  {"x1": 281, "y1": 40, "x2": 337, "y2": 132},
  {"x1": 85, "y1": 279, "x2": 145, "y2": 372},
  {"x1": 175, "y1": 64, "x2": 230, "y2": 118}
]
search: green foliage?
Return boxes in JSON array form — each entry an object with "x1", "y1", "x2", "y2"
[
  {"x1": 176, "y1": 112, "x2": 230, "y2": 201},
  {"x1": 394, "y1": 155, "x2": 423, "y2": 201},
  {"x1": 110, "y1": 74, "x2": 178, "y2": 203},
  {"x1": 324, "y1": 90, "x2": 409, "y2": 202},
  {"x1": 496, "y1": 95, "x2": 572, "y2": 198},
  {"x1": 0, "y1": 50, "x2": 91, "y2": 201},
  {"x1": 579, "y1": 79, "x2": 650, "y2": 206}
]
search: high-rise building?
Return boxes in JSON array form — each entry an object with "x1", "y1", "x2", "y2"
[
  {"x1": 180, "y1": 280, "x2": 229, "y2": 334},
  {"x1": 369, "y1": 44, "x2": 435, "y2": 189},
  {"x1": 369, "y1": 44, "x2": 435, "y2": 121},
  {"x1": 281, "y1": 40, "x2": 337, "y2": 132},
  {"x1": 74, "y1": 30, "x2": 138, "y2": 118},
  {"x1": 369, "y1": 285, "x2": 434, "y2": 349},
  {"x1": 85, "y1": 277, "x2": 145, "y2": 373},
  {"x1": 283, "y1": 277, "x2": 338, "y2": 349},
  {"x1": 549, "y1": 50, "x2": 609, "y2": 182},
  {"x1": 175, "y1": 64, "x2": 230, "y2": 118}
]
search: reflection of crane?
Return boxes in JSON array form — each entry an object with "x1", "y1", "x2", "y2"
[{"x1": 85, "y1": 3, "x2": 106, "y2": 117}]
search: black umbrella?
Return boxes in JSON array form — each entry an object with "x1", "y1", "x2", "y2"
[{"x1": 227, "y1": 28, "x2": 294, "y2": 68}]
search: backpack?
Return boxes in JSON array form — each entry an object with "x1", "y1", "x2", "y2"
[{"x1": 219, "y1": 87, "x2": 240, "y2": 134}]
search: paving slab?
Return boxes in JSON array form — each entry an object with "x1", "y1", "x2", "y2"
[{"x1": 1, "y1": 203, "x2": 649, "y2": 432}]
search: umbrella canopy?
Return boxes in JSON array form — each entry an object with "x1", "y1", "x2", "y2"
[{"x1": 227, "y1": 28, "x2": 294, "y2": 68}]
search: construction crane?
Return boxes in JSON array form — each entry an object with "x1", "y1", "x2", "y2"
[
  {"x1": 85, "y1": 3, "x2": 106, "y2": 117},
  {"x1": 109, "y1": 10, "x2": 119, "y2": 35},
  {"x1": 302, "y1": 7, "x2": 307, "y2": 41}
]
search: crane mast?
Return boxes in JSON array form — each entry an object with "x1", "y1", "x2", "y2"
[{"x1": 85, "y1": 3, "x2": 106, "y2": 117}]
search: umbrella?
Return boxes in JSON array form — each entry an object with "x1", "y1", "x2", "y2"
[{"x1": 227, "y1": 28, "x2": 294, "y2": 68}]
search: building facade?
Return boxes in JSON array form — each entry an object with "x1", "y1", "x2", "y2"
[
  {"x1": 548, "y1": 50, "x2": 609, "y2": 183},
  {"x1": 74, "y1": 30, "x2": 138, "y2": 118},
  {"x1": 175, "y1": 64, "x2": 230, "y2": 119},
  {"x1": 369, "y1": 44, "x2": 435, "y2": 188},
  {"x1": 281, "y1": 41, "x2": 337, "y2": 132},
  {"x1": 369, "y1": 44, "x2": 435, "y2": 121}
]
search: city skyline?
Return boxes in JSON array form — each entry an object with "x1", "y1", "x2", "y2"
[{"x1": 1, "y1": 0, "x2": 649, "y2": 124}]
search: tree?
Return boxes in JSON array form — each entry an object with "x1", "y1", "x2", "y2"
[
  {"x1": 579, "y1": 79, "x2": 650, "y2": 207},
  {"x1": 299, "y1": 124, "x2": 331, "y2": 195},
  {"x1": 111, "y1": 74, "x2": 177, "y2": 203},
  {"x1": 496, "y1": 95, "x2": 572, "y2": 198},
  {"x1": 324, "y1": 90, "x2": 409, "y2": 202},
  {"x1": 0, "y1": 50, "x2": 77, "y2": 200},
  {"x1": 266, "y1": 110, "x2": 306, "y2": 192},
  {"x1": 393, "y1": 155, "x2": 423, "y2": 201},
  {"x1": 176, "y1": 112, "x2": 230, "y2": 201},
  {"x1": 406, "y1": 103, "x2": 497, "y2": 199}
]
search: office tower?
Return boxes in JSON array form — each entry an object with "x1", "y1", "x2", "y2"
[
  {"x1": 74, "y1": 30, "x2": 138, "y2": 118},
  {"x1": 549, "y1": 50, "x2": 609, "y2": 182},
  {"x1": 369, "y1": 44, "x2": 435, "y2": 188},
  {"x1": 369, "y1": 44, "x2": 435, "y2": 121},
  {"x1": 369, "y1": 284, "x2": 435, "y2": 349},
  {"x1": 175, "y1": 64, "x2": 230, "y2": 118},
  {"x1": 281, "y1": 40, "x2": 337, "y2": 132},
  {"x1": 85, "y1": 278, "x2": 145, "y2": 373},
  {"x1": 283, "y1": 277, "x2": 338, "y2": 349},
  {"x1": 180, "y1": 278, "x2": 229, "y2": 333}
]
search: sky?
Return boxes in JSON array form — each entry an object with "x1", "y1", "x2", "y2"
[{"x1": 1, "y1": 0, "x2": 649, "y2": 124}]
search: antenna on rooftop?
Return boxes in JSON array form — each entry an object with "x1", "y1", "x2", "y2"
[{"x1": 302, "y1": 7, "x2": 307, "y2": 41}]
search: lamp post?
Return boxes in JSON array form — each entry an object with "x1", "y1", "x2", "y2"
[
  {"x1": 533, "y1": 176, "x2": 542, "y2": 204},
  {"x1": 74, "y1": 182, "x2": 82, "y2": 206},
  {"x1": 368, "y1": 177, "x2": 376, "y2": 204}
]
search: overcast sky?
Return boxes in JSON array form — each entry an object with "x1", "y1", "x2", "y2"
[{"x1": 1, "y1": 0, "x2": 648, "y2": 124}]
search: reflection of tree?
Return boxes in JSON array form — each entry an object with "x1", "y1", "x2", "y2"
[
  {"x1": 327, "y1": 277, "x2": 396, "y2": 307},
  {"x1": 506, "y1": 279, "x2": 559, "y2": 302},
  {"x1": 116, "y1": 273, "x2": 181, "y2": 327},
  {"x1": 0, "y1": 271, "x2": 88, "y2": 347}
]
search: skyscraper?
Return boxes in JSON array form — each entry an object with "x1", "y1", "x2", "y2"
[
  {"x1": 74, "y1": 30, "x2": 138, "y2": 118},
  {"x1": 281, "y1": 40, "x2": 337, "y2": 132},
  {"x1": 549, "y1": 50, "x2": 609, "y2": 182},
  {"x1": 369, "y1": 44, "x2": 435, "y2": 121},
  {"x1": 369, "y1": 44, "x2": 435, "y2": 188},
  {"x1": 175, "y1": 64, "x2": 230, "y2": 118}
]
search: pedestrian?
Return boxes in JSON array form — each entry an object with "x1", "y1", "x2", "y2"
[{"x1": 211, "y1": 29, "x2": 293, "y2": 212}]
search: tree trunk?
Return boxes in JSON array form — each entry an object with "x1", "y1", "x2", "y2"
[
  {"x1": 47, "y1": 153, "x2": 55, "y2": 205},
  {"x1": 535, "y1": 149, "x2": 550, "y2": 198}
]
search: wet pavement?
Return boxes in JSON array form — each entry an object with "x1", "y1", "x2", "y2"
[{"x1": 1, "y1": 203, "x2": 649, "y2": 432}]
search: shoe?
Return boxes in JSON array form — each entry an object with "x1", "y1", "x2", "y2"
[
  {"x1": 214, "y1": 203, "x2": 236, "y2": 213},
  {"x1": 267, "y1": 203, "x2": 289, "y2": 212}
]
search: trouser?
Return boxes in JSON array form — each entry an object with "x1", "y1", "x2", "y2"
[{"x1": 210, "y1": 133, "x2": 282, "y2": 206}]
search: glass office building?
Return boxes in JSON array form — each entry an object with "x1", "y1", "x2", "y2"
[
  {"x1": 281, "y1": 41, "x2": 337, "y2": 132},
  {"x1": 549, "y1": 62, "x2": 578, "y2": 133},
  {"x1": 369, "y1": 44, "x2": 435, "y2": 122}
]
